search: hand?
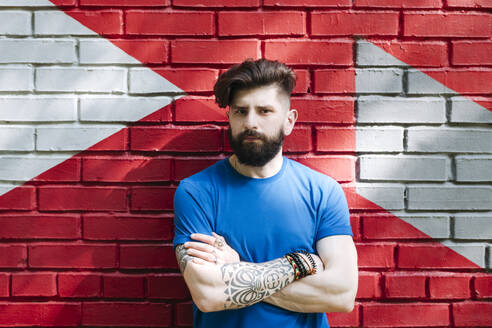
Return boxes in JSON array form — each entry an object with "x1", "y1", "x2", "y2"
[{"x1": 184, "y1": 232, "x2": 240, "y2": 265}]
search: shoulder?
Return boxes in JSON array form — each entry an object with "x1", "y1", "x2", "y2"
[{"x1": 286, "y1": 158, "x2": 341, "y2": 190}]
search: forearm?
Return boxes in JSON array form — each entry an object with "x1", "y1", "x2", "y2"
[{"x1": 177, "y1": 245, "x2": 296, "y2": 312}]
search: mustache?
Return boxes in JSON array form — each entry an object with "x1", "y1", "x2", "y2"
[{"x1": 238, "y1": 130, "x2": 265, "y2": 140}]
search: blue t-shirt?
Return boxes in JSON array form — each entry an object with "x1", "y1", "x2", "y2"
[{"x1": 173, "y1": 157, "x2": 353, "y2": 328}]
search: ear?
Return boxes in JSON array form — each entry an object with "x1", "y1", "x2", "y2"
[{"x1": 283, "y1": 108, "x2": 298, "y2": 136}]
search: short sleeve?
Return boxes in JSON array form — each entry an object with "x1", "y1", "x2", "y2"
[
  {"x1": 315, "y1": 179, "x2": 353, "y2": 241},
  {"x1": 173, "y1": 180, "x2": 215, "y2": 248}
]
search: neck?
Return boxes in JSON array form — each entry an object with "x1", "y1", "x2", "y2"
[{"x1": 229, "y1": 151, "x2": 284, "y2": 179}]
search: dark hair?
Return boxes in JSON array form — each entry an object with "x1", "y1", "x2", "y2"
[{"x1": 213, "y1": 58, "x2": 296, "y2": 108}]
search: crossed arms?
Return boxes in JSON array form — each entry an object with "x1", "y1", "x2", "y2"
[{"x1": 175, "y1": 233, "x2": 358, "y2": 313}]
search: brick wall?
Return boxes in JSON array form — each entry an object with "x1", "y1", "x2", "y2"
[{"x1": 0, "y1": 0, "x2": 490, "y2": 327}]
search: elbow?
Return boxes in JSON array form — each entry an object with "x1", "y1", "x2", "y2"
[
  {"x1": 337, "y1": 299, "x2": 355, "y2": 313},
  {"x1": 323, "y1": 289, "x2": 357, "y2": 313},
  {"x1": 192, "y1": 291, "x2": 224, "y2": 313}
]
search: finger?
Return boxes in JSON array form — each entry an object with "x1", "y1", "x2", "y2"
[
  {"x1": 190, "y1": 233, "x2": 216, "y2": 245},
  {"x1": 184, "y1": 241, "x2": 215, "y2": 253},
  {"x1": 186, "y1": 248, "x2": 217, "y2": 263},
  {"x1": 192, "y1": 257, "x2": 209, "y2": 265},
  {"x1": 211, "y1": 232, "x2": 226, "y2": 244}
]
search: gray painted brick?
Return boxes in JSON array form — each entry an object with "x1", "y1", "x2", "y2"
[
  {"x1": 0, "y1": 97, "x2": 76, "y2": 122},
  {"x1": 407, "y1": 128, "x2": 492, "y2": 153},
  {"x1": 0, "y1": 39, "x2": 76, "y2": 64},
  {"x1": 129, "y1": 68, "x2": 182, "y2": 94},
  {"x1": 0, "y1": 0, "x2": 55, "y2": 5},
  {"x1": 36, "y1": 67, "x2": 126, "y2": 93},
  {"x1": 358, "y1": 96, "x2": 446, "y2": 124},
  {"x1": 356, "y1": 40, "x2": 407, "y2": 67},
  {"x1": 355, "y1": 69, "x2": 403, "y2": 94},
  {"x1": 356, "y1": 127, "x2": 404, "y2": 152},
  {"x1": 407, "y1": 186, "x2": 492, "y2": 210},
  {"x1": 398, "y1": 215, "x2": 450, "y2": 239},
  {"x1": 34, "y1": 11, "x2": 98, "y2": 35},
  {"x1": 450, "y1": 96, "x2": 492, "y2": 123},
  {"x1": 359, "y1": 155, "x2": 448, "y2": 181},
  {"x1": 407, "y1": 69, "x2": 454, "y2": 94},
  {"x1": 0, "y1": 11, "x2": 31, "y2": 35},
  {"x1": 488, "y1": 245, "x2": 492, "y2": 269},
  {"x1": 441, "y1": 242, "x2": 486, "y2": 268},
  {"x1": 79, "y1": 39, "x2": 140, "y2": 64},
  {"x1": 454, "y1": 216, "x2": 492, "y2": 240},
  {"x1": 456, "y1": 156, "x2": 492, "y2": 182},
  {"x1": 0, "y1": 67, "x2": 33, "y2": 92},
  {"x1": 0, "y1": 127, "x2": 35, "y2": 151},
  {"x1": 356, "y1": 183, "x2": 405, "y2": 210},
  {"x1": 0, "y1": 156, "x2": 70, "y2": 181},
  {"x1": 36, "y1": 126, "x2": 122, "y2": 151}
]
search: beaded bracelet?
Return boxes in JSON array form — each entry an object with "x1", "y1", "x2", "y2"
[
  {"x1": 289, "y1": 252, "x2": 308, "y2": 278},
  {"x1": 285, "y1": 254, "x2": 302, "y2": 280},
  {"x1": 297, "y1": 249, "x2": 317, "y2": 275}
]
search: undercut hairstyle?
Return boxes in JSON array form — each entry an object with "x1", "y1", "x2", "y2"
[{"x1": 214, "y1": 58, "x2": 296, "y2": 108}]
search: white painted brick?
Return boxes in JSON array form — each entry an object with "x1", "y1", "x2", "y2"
[
  {"x1": 0, "y1": 39, "x2": 75, "y2": 64},
  {"x1": 36, "y1": 126, "x2": 123, "y2": 151},
  {"x1": 398, "y1": 215, "x2": 450, "y2": 238},
  {"x1": 356, "y1": 40, "x2": 407, "y2": 67},
  {"x1": 356, "y1": 183, "x2": 405, "y2": 210},
  {"x1": 450, "y1": 96, "x2": 492, "y2": 123},
  {"x1": 407, "y1": 186, "x2": 492, "y2": 210},
  {"x1": 36, "y1": 67, "x2": 126, "y2": 93},
  {"x1": 407, "y1": 69, "x2": 454, "y2": 94},
  {"x1": 454, "y1": 216, "x2": 492, "y2": 240},
  {"x1": 0, "y1": 67, "x2": 33, "y2": 92},
  {"x1": 357, "y1": 96, "x2": 446, "y2": 123},
  {"x1": 359, "y1": 155, "x2": 448, "y2": 181},
  {"x1": 0, "y1": 0, "x2": 56, "y2": 6},
  {"x1": 34, "y1": 11, "x2": 97, "y2": 36},
  {"x1": 407, "y1": 128, "x2": 492, "y2": 153},
  {"x1": 456, "y1": 156, "x2": 492, "y2": 182},
  {"x1": 129, "y1": 68, "x2": 182, "y2": 94},
  {"x1": 0, "y1": 11, "x2": 31, "y2": 35},
  {"x1": 488, "y1": 245, "x2": 492, "y2": 269},
  {"x1": 441, "y1": 241, "x2": 486, "y2": 268},
  {"x1": 0, "y1": 97, "x2": 76, "y2": 122},
  {"x1": 79, "y1": 39, "x2": 140, "y2": 64},
  {"x1": 356, "y1": 127, "x2": 403, "y2": 152},
  {"x1": 0, "y1": 156, "x2": 70, "y2": 181},
  {"x1": 355, "y1": 69, "x2": 403, "y2": 94},
  {"x1": 80, "y1": 97, "x2": 172, "y2": 122},
  {"x1": 0, "y1": 127, "x2": 35, "y2": 151}
]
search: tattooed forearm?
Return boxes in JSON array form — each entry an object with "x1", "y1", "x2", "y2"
[
  {"x1": 221, "y1": 257, "x2": 295, "y2": 310},
  {"x1": 175, "y1": 244, "x2": 193, "y2": 273}
]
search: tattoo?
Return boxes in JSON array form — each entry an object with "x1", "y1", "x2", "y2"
[
  {"x1": 221, "y1": 257, "x2": 295, "y2": 310},
  {"x1": 175, "y1": 244, "x2": 193, "y2": 273}
]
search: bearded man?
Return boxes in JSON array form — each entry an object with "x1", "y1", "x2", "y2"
[{"x1": 173, "y1": 58, "x2": 358, "y2": 328}]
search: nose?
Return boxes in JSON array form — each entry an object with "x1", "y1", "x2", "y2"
[{"x1": 244, "y1": 110, "x2": 258, "y2": 130}]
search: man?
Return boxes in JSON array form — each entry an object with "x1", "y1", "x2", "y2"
[{"x1": 173, "y1": 58, "x2": 358, "y2": 327}]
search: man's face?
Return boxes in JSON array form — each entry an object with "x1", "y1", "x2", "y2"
[{"x1": 227, "y1": 84, "x2": 297, "y2": 167}]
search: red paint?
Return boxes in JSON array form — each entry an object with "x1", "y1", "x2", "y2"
[
  {"x1": 58, "y1": 273, "x2": 101, "y2": 298},
  {"x1": 311, "y1": 11, "x2": 399, "y2": 36},
  {"x1": 218, "y1": 11, "x2": 305, "y2": 36},
  {"x1": 12, "y1": 273, "x2": 57, "y2": 297}
]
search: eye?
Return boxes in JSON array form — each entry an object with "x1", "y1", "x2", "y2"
[{"x1": 260, "y1": 109, "x2": 271, "y2": 114}]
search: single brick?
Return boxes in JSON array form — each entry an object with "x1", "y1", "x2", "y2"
[
  {"x1": 12, "y1": 272, "x2": 57, "y2": 297},
  {"x1": 398, "y1": 243, "x2": 483, "y2": 269},
  {"x1": 0, "y1": 67, "x2": 33, "y2": 92},
  {"x1": 357, "y1": 96, "x2": 446, "y2": 123},
  {"x1": 264, "y1": 40, "x2": 353, "y2": 65},
  {"x1": 264, "y1": 0, "x2": 351, "y2": 6},
  {"x1": 0, "y1": 127, "x2": 35, "y2": 151},
  {"x1": 453, "y1": 302, "x2": 492, "y2": 327},
  {"x1": 129, "y1": 68, "x2": 216, "y2": 93},
  {"x1": 35, "y1": 10, "x2": 122, "y2": 35},
  {"x1": 0, "y1": 39, "x2": 75, "y2": 64},
  {"x1": 292, "y1": 97, "x2": 354, "y2": 123},
  {"x1": 218, "y1": 11, "x2": 305, "y2": 36},
  {"x1": 171, "y1": 40, "x2": 260, "y2": 64},
  {"x1": 357, "y1": 272, "x2": 381, "y2": 299},
  {"x1": 384, "y1": 272, "x2": 426, "y2": 298},
  {"x1": 356, "y1": 127, "x2": 404, "y2": 152},
  {"x1": 454, "y1": 216, "x2": 492, "y2": 239},
  {"x1": 0, "y1": 0, "x2": 74, "y2": 5},
  {"x1": 39, "y1": 186, "x2": 127, "y2": 211},
  {"x1": 83, "y1": 215, "x2": 173, "y2": 241},
  {"x1": 407, "y1": 128, "x2": 492, "y2": 153},
  {"x1": 326, "y1": 304, "x2": 360, "y2": 327},
  {"x1": 0, "y1": 186, "x2": 35, "y2": 211},
  {"x1": 408, "y1": 186, "x2": 492, "y2": 210},
  {"x1": 313, "y1": 69, "x2": 355, "y2": 94},
  {"x1": 292, "y1": 69, "x2": 310, "y2": 94},
  {"x1": 174, "y1": 0, "x2": 259, "y2": 6},
  {"x1": 356, "y1": 243, "x2": 395, "y2": 269},
  {"x1": 363, "y1": 303, "x2": 449, "y2": 327},
  {"x1": 0, "y1": 97, "x2": 76, "y2": 122},
  {"x1": 58, "y1": 273, "x2": 101, "y2": 297},
  {"x1": 359, "y1": 155, "x2": 448, "y2": 181},
  {"x1": 29, "y1": 244, "x2": 117, "y2": 269},
  {"x1": 354, "y1": 0, "x2": 442, "y2": 8},
  {"x1": 474, "y1": 275, "x2": 492, "y2": 298},
  {"x1": 428, "y1": 273, "x2": 471, "y2": 299},
  {"x1": 453, "y1": 41, "x2": 492, "y2": 65},
  {"x1": 36, "y1": 67, "x2": 126, "y2": 93},
  {"x1": 283, "y1": 127, "x2": 312, "y2": 152},
  {"x1": 130, "y1": 186, "x2": 175, "y2": 211},
  {"x1": 408, "y1": 69, "x2": 492, "y2": 95},
  {"x1": 446, "y1": 0, "x2": 491, "y2": 8},
  {"x1": 311, "y1": 11, "x2": 399, "y2": 36},
  {"x1": 0, "y1": 273, "x2": 8, "y2": 297},
  {"x1": 174, "y1": 97, "x2": 227, "y2": 123},
  {"x1": 0, "y1": 215, "x2": 80, "y2": 239},
  {"x1": 356, "y1": 184, "x2": 405, "y2": 210},
  {"x1": 293, "y1": 156, "x2": 355, "y2": 183},
  {"x1": 80, "y1": 39, "x2": 160, "y2": 64},
  {"x1": 316, "y1": 127, "x2": 355, "y2": 152},
  {"x1": 362, "y1": 215, "x2": 450, "y2": 239},
  {"x1": 126, "y1": 10, "x2": 213, "y2": 35},
  {"x1": 0, "y1": 245, "x2": 26, "y2": 268},
  {"x1": 0, "y1": 303, "x2": 81, "y2": 326},
  {"x1": 0, "y1": 11, "x2": 30, "y2": 35},
  {"x1": 404, "y1": 12, "x2": 491, "y2": 37},
  {"x1": 82, "y1": 157, "x2": 171, "y2": 182},
  {"x1": 80, "y1": 0, "x2": 169, "y2": 5},
  {"x1": 82, "y1": 302, "x2": 171, "y2": 326},
  {"x1": 36, "y1": 126, "x2": 125, "y2": 151},
  {"x1": 355, "y1": 69, "x2": 403, "y2": 94},
  {"x1": 119, "y1": 245, "x2": 177, "y2": 269},
  {"x1": 450, "y1": 97, "x2": 492, "y2": 123},
  {"x1": 456, "y1": 156, "x2": 492, "y2": 182},
  {"x1": 147, "y1": 273, "x2": 190, "y2": 299},
  {"x1": 33, "y1": 157, "x2": 81, "y2": 182},
  {"x1": 357, "y1": 40, "x2": 448, "y2": 67},
  {"x1": 103, "y1": 275, "x2": 144, "y2": 298}
]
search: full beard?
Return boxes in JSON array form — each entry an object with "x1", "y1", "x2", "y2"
[{"x1": 228, "y1": 126, "x2": 285, "y2": 167}]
